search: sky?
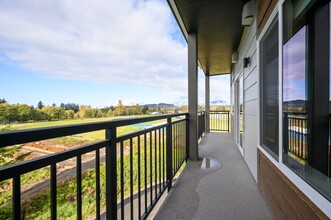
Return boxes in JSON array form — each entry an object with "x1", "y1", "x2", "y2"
[
  {"x1": 0, "y1": 0, "x2": 230, "y2": 108},
  {"x1": 283, "y1": 26, "x2": 306, "y2": 102}
]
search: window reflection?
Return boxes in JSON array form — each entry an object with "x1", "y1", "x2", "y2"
[
  {"x1": 282, "y1": 0, "x2": 331, "y2": 202},
  {"x1": 283, "y1": 27, "x2": 307, "y2": 113}
]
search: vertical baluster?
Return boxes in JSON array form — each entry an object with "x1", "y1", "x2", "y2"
[
  {"x1": 95, "y1": 149, "x2": 100, "y2": 220},
  {"x1": 77, "y1": 155, "x2": 82, "y2": 220},
  {"x1": 150, "y1": 131, "x2": 153, "y2": 205},
  {"x1": 295, "y1": 119, "x2": 300, "y2": 157},
  {"x1": 13, "y1": 175, "x2": 21, "y2": 220},
  {"x1": 120, "y1": 142, "x2": 124, "y2": 220},
  {"x1": 181, "y1": 122, "x2": 183, "y2": 163},
  {"x1": 175, "y1": 124, "x2": 177, "y2": 170},
  {"x1": 162, "y1": 128, "x2": 165, "y2": 188},
  {"x1": 158, "y1": 128, "x2": 161, "y2": 193},
  {"x1": 228, "y1": 111, "x2": 230, "y2": 132},
  {"x1": 300, "y1": 119, "x2": 303, "y2": 158},
  {"x1": 51, "y1": 164, "x2": 57, "y2": 220},
  {"x1": 289, "y1": 118, "x2": 292, "y2": 153},
  {"x1": 166, "y1": 117, "x2": 173, "y2": 191},
  {"x1": 105, "y1": 128, "x2": 117, "y2": 220},
  {"x1": 138, "y1": 136, "x2": 141, "y2": 218},
  {"x1": 154, "y1": 130, "x2": 157, "y2": 199},
  {"x1": 144, "y1": 133, "x2": 147, "y2": 214},
  {"x1": 130, "y1": 138, "x2": 133, "y2": 220}
]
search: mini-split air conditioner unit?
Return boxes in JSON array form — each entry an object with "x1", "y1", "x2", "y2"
[{"x1": 242, "y1": 0, "x2": 255, "y2": 26}]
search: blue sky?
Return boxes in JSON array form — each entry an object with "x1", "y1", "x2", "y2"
[
  {"x1": 283, "y1": 27, "x2": 306, "y2": 102},
  {"x1": 0, "y1": 0, "x2": 230, "y2": 107}
]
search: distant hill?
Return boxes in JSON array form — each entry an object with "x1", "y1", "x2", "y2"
[
  {"x1": 283, "y1": 100, "x2": 306, "y2": 109},
  {"x1": 141, "y1": 103, "x2": 175, "y2": 108},
  {"x1": 210, "y1": 100, "x2": 229, "y2": 106}
]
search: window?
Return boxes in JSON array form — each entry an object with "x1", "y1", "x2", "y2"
[
  {"x1": 282, "y1": 0, "x2": 331, "y2": 202},
  {"x1": 260, "y1": 16, "x2": 279, "y2": 159}
]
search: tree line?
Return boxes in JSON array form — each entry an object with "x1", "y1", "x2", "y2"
[{"x1": 0, "y1": 99, "x2": 167, "y2": 124}]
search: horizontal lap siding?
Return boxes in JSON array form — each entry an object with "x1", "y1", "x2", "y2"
[{"x1": 233, "y1": 17, "x2": 258, "y2": 181}]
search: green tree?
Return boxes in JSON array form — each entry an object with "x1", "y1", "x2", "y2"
[
  {"x1": 84, "y1": 108, "x2": 96, "y2": 118},
  {"x1": 0, "y1": 104, "x2": 18, "y2": 123},
  {"x1": 17, "y1": 104, "x2": 33, "y2": 122},
  {"x1": 65, "y1": 110, "x2": 75, "y2": 119},
  {"x1": 0, "y1": 98, "x2": 7, "y2": 104},
  {"x1": 142, "y1": 105, "x2": 149, "y2": 114},
  {"x1": 37, "y1": 101, "x2": 44, "y2": 110},
  {"x1": 42, "y1": 106, "x2": 65, "y2": 121},
  {"x1": 134, "y1": 104, "x2": 142, "y2": 115},
  {"x1": 127, "y1": 107, "x2": 134, "y2": 115}
]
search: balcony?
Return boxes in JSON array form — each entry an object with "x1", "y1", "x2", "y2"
[
  {"x1": 155, "y1": 132, "x2": 272, "y2": 219},
  {"x1": 0, "y1": 111, "x2": 273, "y2": 219}
]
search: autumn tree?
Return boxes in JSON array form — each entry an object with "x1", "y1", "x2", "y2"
[
  {"x1": 115, "y1": 100, "x2": 125, "y2": 116},
  {"x1": 134, "y1": 104, "x2": 142, "y2": 115}
]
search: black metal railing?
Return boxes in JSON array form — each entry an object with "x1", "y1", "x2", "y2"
[
  {"x1": 283, "y1": 113, "x2": 308, "y2": 161},
  {"x1": 210, "y1": 111, "x2": 230, "y2": 132},
  {"x1": 0, "y1": 113, "x2": 189, "y2": 220},
  {"x1": 198, "y1": 111, "x2": 206, "y2": 139}
]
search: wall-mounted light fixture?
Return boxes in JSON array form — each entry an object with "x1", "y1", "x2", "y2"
[
  {"x1": 232, "y1": 52, "x2": 239, "y2": 63},
  {"x1": 243, "y1": 57, "x2": 251, "y2": 68}
]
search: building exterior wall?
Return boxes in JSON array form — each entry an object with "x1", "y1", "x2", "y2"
[
  {"x1": 232, "y1": 0, "x2": 331, "y2": 218},
  {"x1": 232, "y1": 18, "x2": 258, "y2": 181}
]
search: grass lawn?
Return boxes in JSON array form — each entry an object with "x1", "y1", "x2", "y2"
[
  {"x1": 0, "y1": 130, "x2": 187, "y2": 220},
  {"x1": 3, "y1": 115, "x2": 165, "y2": 141},
  {"x1": 0, "y1": 115, "x2": 182, "y2": 219}
]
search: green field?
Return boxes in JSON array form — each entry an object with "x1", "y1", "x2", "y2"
[{"x1": 0, "y1": 116, "x2": 182, "y2": 219}]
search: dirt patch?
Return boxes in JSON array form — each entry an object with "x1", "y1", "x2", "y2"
[{"x1": 25, "y1": 140, "x2": 67, "y2": 153}]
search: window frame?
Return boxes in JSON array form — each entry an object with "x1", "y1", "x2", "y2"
[
  {"x1": 259, "y1": 15, "x2": 280, "y2": 160},
  {"x1": 256, "y1": 0, "x2": 331, "y2": 217}
]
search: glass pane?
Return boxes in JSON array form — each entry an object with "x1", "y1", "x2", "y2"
[
  {"x1": 282, "y1": 1, "x2": 331, "y2": 202},
  {"x1": 260, "y1": 17, "x2": 279, "y2": 158}
]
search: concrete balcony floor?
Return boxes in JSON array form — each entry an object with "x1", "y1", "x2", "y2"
[{"x1": 154, "y1": 133, "x2": 273, "y2": 220}]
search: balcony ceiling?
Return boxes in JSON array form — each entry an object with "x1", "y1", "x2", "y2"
[{"x1": 168, "y1": 0, "x2": 247, "y2": 76}]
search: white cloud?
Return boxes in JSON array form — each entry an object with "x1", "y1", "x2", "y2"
[
  {"x1": 0, "y1": 0, "x2": 187, "y2": 97},
  {"x1": 0, "y1": 0, "x2": 231, "y2": 105}
]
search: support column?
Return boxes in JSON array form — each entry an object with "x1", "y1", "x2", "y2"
[
  {"x1": 205, "y1": 74, "x2": 210, "y2": 132},
  {"x1": 188, "y1": 32, "x2": 198, "y2": 161}
]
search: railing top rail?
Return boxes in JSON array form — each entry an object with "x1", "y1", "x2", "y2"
[
  {"x1": 210, "y1": 110, "x2": 230, "y2": 113},
  {"x1": 283, "y1": 112, "x2": 307, "y2": 115},
  {"x1": 0, "y1": 140, "x2": 108, "y2": 181},
  {"x1": 0, "y1": 113, "x2": 188, "y2": 148}
]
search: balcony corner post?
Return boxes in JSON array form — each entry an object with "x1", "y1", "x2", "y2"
[
  {"x1": 166, "y1": 117, "x2": 173, "y2": 191},
  {"x1": 186, "y1": 114, "x2": 189, "y2": 160},
  {"x1": 188, "y1": 32, "x2": 199, "y2": 161},
  {"x1": 105, "y1": 128, "x2": 117, "y2": 220},
  {"x1": 205, "y1": 74, "x2": 210, "y2": 132}
]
